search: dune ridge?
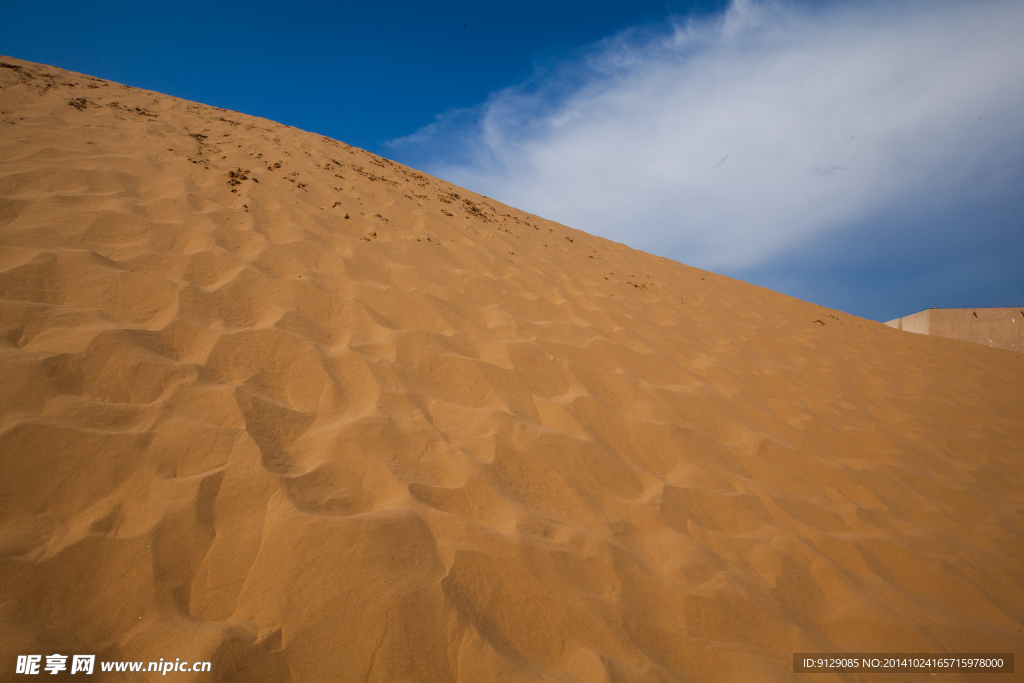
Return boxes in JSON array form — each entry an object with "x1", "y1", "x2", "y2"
[{"x1": 0, "y1": 57, "x2": 1022, "y2": 682}]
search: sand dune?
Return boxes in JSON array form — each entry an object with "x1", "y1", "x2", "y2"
[{"x1": 0, "y1": 57, "x2": 1022, "y2": 682}]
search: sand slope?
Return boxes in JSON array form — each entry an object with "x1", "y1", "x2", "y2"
[{"x1": 0, "y1": 57, "x2": 1022, "y2": 682}]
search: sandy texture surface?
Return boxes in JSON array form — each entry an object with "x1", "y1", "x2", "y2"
[{"x1": 1, "y1": 57, "x2": 1022, "y2": 682}]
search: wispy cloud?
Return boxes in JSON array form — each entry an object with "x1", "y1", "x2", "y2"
[{"x1": 388, "y1": 0, "x2": 1024, "y2": 315}]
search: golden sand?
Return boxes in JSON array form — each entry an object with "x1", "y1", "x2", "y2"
[{"x1": 1, "y1": 57, "x2": 1022, "y2": 681}]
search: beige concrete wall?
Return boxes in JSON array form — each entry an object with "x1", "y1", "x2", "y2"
[
  {"x1": 903, "y1": 310, "x2": 931, "y2": 335},
  {"x1": 885, "y1": 307, "x2": 1022, "y2": 351}
]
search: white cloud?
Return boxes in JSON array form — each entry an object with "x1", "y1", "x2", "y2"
[{"x1": 389, "y1": 0, "x2": 1024, "y2": 272}]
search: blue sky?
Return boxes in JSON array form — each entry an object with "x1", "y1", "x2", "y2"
[{"x1": 3, "y1": 0, "x2": 1021, "y2": 321}]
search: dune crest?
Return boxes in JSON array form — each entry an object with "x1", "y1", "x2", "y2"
[{"x1": 1, "y1": 57, "x2": 1022, "y2": 682}]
